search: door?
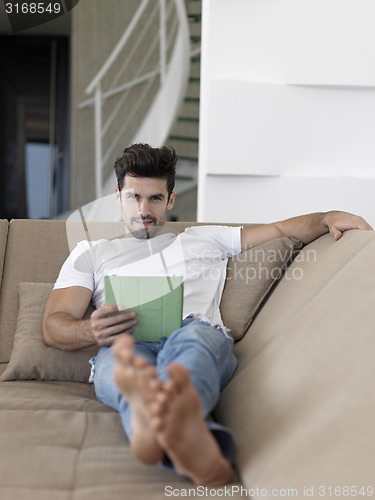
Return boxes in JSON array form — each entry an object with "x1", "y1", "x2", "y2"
[{"x1": 0, "y1": 35, "x2": 70, "y2": 219}]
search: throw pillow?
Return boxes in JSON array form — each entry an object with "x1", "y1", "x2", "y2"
[
  {"x1": 0, "y1": 282, "x2": 98, "y2": 382},
  {"x1": 220, "y1": 237, "x2": 303, "y2": 341}
]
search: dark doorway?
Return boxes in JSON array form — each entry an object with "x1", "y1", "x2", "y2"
[{"x1": 0, "y1": 35, "x2": 70, "y2": 219}]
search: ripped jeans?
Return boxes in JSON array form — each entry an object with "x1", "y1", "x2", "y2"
[{"x1": 91, "y1": 318, "x2": 238, "y2": 468}]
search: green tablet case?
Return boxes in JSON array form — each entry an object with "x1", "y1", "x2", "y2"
[{"x1": 104, "y1": 275, "x2": 183, "y2": 342}]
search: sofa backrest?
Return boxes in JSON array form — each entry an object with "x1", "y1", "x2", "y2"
[
  {"x1": 214, "y1": 229, "x2": 375, "y2": 491},
  {"x1": 63, "y1": 220, "x2": 241, "y2": 251},
  {"x1": 0, "y1": 220, "x2": 9, "y2": 290}
]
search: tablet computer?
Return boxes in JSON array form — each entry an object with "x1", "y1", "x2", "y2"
[{"x1": 104, "y1": 275, "x2": 183, "y2": 342}]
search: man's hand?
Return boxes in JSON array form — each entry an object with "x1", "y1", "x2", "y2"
[
  {"x1": 90, "y1": 305, "x2": 138, "y2": 347},
  {"x1": 322, "y1": 211, "x2": 373, "y2": 241},
  {"x1": 43, "y1": 287, "x2": 138, "y2": 351}
]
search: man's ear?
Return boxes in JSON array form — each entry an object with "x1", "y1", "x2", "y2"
[
  {"x1": 167, "y1": 191, "x2": 176, "y2": 210},
  {"x1": 115, "y1": 187, "x2": 121, "y2": 206}
]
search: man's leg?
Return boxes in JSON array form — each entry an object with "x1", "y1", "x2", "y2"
[
  {"x1": 150, "y1": 318, "x2": 238, "y2": 484},
  {"x1": 151, "y1": 361, "x2": 235, "y2": 485},
  {"x1": 156, "y1": 318, "x2": 238, "y2": 416},
  {"x1": 92, "y1": 342, "x2": 164, "y2": 464}
]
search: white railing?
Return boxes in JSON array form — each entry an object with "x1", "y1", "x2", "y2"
[{"x1": 79, "y1": 0, "x2": 190, "y2": 200}]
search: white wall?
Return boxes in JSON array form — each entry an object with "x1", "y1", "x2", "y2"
[{"x1": 198, "y1": 0, "x2": 375, "y2": 225}]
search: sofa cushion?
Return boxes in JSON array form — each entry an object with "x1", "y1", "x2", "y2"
[
  {"x1": 0, "y1": 220, "x2": 72, "y2": 363},
  {"x1": 220, "y1": 237, "x2": 303, "y2": 340},
  {"x1": 0, "y1": 282, "x2": 97, "y2": 382}
]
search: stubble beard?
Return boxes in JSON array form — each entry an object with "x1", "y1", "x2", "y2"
[{"x1": 126, "y1": 214, "x2": 167, "y2": 239}]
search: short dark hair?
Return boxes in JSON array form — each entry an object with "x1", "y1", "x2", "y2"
[{"x1": 114, "y1": 143, "x2": 177, "y2": 197}]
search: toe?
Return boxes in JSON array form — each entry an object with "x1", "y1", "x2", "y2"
[
  {"x1": 167, "y1": 363, "x2": 190, "y2": 389},
  {"x1": 113, "y1": 335, "x2": 135, "y2": 364},
  {"x1": 134, "y1": 356, "x2": 149, "y2": 369},
  {"x1": 150, "y1": 414, "x2": 164, "y2": 433}
]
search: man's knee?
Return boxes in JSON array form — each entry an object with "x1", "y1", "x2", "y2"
[{"x1": 167, "y1": 319, "x2": 233, "y2": 351}]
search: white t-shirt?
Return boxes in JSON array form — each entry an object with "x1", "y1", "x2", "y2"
[{"x1": 54, "y1": 225, "x2": 242, "y2": 327}]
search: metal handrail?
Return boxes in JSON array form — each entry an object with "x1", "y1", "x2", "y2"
[
  {"x1": 79, "y1": 0, "x2": 172, "y2": 109},
  {"x1": 81, "y1": 0, "x2": 189, "y2": 199},
  {"x1": 78, "y1": 71, "x2": 159, "y2": 109},
  {"x1": 85, "y1": 0, "x2": 150, "y2": 95}
]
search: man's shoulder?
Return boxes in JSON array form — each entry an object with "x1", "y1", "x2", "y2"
[
  {"x1": 67, "y1": 238, "x2": 127, "y2": 266},
  {"x1": 73, "y1": 237, "x2": 128, "y2": 252}
]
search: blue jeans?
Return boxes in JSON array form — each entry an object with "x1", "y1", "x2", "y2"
[{"x1": 91, "y1": 318, "x2": 238, "y2": 468}]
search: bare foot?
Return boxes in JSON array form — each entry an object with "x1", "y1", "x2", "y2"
[
  {"x1": 113, "y1": 335, "x2": 164, "y2": 465},
  {"x1": 150, "y1": 362, "x2": 234, "y2": 486}
]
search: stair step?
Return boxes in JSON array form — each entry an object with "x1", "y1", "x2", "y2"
[
  {"x1": 171, "y1": 120, "x2": 199, "y2": 138},
  {"x1": 177, "y1": 154, "x2": 199, "y2": 162},
  {"x1": 169, "y1": 135, "x2": 198, "y2": 143},
  {"x1": 169, "y1": 120, "x2": 199, "y2": 142},
  {"x1": 187, "y1": 1, "x2": 202, "y2": 16},
  {"x1": 175, "y1": 159, "x2": 198, "y2": 184},
  {"x1": 189, "y1": 21, "x2": 201, "y2": 37},
  {"x1": 175, "y1": 174, "x2": 195, "y2": 181},
  {"x1": 185, "y1": 80, "x2": 200, "y2": 99},
  {"x1": 168, "y1": 138, "x2": 199, "y2": 159},
  {"x1": 188, "y1": 13, "x2": 201, "y2": 22},
  {"x1": 178, "y1": 116, "x2": 199, "y2": 123},
  {"x1": 179, "y1": 101, "x2": 199, "y2": 118},
  {"x1": 190, "y1": 39, "x2": 201, "y2": 55},
  {"x1": 165, "y1": 0, "x2": 201, "y2": 172},
  {"x1": 189, "y1": 62, "x2": 200, "y2": 79}
]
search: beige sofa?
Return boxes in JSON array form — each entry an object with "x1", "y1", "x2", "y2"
[{"x1": 0, "y1": 218, "x2": 374, "y2": 500}]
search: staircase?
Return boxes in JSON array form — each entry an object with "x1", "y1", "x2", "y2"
[
  {"x1": 71, "y1": 0, "x2": 197, "y2": 223},
  {"x1": 167, "y1": 0, "x2": 201, "y2": 221}
]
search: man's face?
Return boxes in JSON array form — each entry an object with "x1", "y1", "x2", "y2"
[{"x1": 116, "y1": 176, "x2": 176, "y2": 239}]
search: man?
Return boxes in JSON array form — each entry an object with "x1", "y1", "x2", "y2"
[{"x1": 43, "y1": 143, "x2": 372, "y2": 486}]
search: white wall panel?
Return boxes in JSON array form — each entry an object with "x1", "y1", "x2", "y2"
[
  {"x1": 206, "y1": 80, "x2": 375, "y2": 176},
  {"x1": 198, "y1": 0, "x2": 375, "y2": 224},
  {"x1": 206, "y1": 0, "x2": 375, "y2": 86},
  {"x1": 202, "y1": 176, "x2": 375, "y2": 228}
]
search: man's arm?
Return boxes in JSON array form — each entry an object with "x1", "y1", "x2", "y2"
[
  {"x1": 241, "y1": 211, "x2": 373, "y2": 251},
  {"x1": 43, "y1": 286, "x2": 137, "y2": 351}
]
